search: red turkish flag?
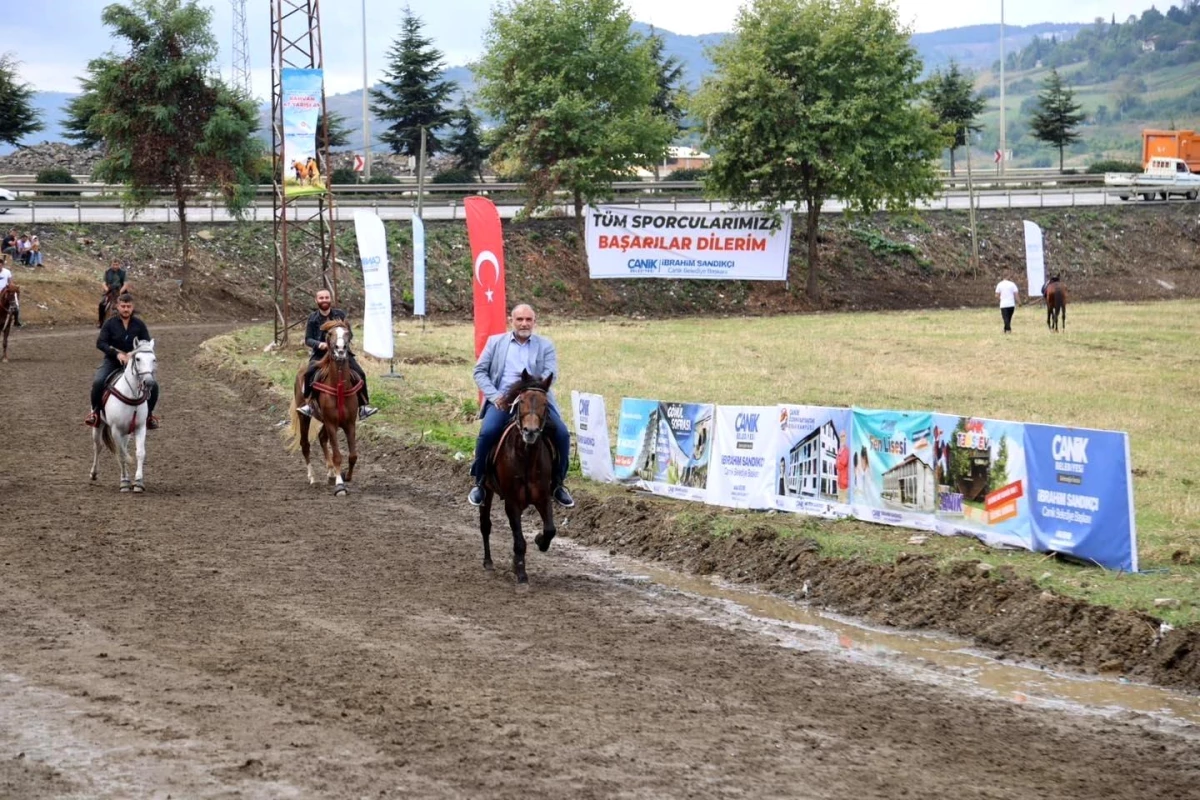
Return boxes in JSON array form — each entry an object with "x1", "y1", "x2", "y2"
[{"x1": 465, "y1": 196, "x2": 509, "y2": 359}]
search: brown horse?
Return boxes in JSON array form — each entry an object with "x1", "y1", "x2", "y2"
[
  {"x1": 0, "y1": 282, "x2": 19, "y2": 362},
  {"x1": 287, "y1": 320, "x2": 360, "y2": 495},
  {"x1": 1045, "y1": 278, "x2": 1067, "y2": 332},
  {"x1": 100, "y1": 285, "x2": 120, "y2": 328},
  {"x1": 479, "y1": 370, "x2": 557, "y2": 585}
]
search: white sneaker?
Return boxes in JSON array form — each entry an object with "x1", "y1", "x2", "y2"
[{"x1": 297, "y1": 403, "x2": 314, "y2": 417}]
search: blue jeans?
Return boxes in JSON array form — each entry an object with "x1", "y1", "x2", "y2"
[{"x1": 472, "y1": 402, "x2": 570, "y2": 485}]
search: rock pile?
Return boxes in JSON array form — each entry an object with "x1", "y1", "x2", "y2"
[{"x1": 0, "y1": 142, "x2": 103, "y2": 176}]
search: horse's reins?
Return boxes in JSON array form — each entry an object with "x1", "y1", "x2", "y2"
[
  {"x1": 311, "y1": 328, "x2": 362, "y2": 419},
  {"x1": 512, "y1": 387, "x2": 549, "y2": 437},
  {"x1": 105, "y1": 352, "x2": 156, "y2": 433}
]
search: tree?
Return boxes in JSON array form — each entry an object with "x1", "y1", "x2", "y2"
[
  {"x1": 924, "y1": 62, "x2": 985, "y2": 177},
  {"x1": 444, "y1": 102, "x2": 490, "y2": 181},
  {"x1": 1029, "y1": 69, "x2": 1085, "y2": 172},
  {"x1": 648, "y1": 26, "x2": 686, "y2": 133},
  {"x1": 369, "y1": 7, "x2": 457, "y2": 157},
  {"x1": 475, "y1": 0, "x2": 675, "y2": 219},
  {"x1": 695, "y1": 0, "x2": 942, "y2": 300},
  {"x1": 318, "y1": 111, "x2": 351, "y2": 152},
  {"x1": 80, "y1": 0, "x2": 263, "y2": 285},
  {"x1": 0, "y1": 54, "x2": 43, "y2": 148},
  {"x1": 62, "y1": 77, "x2": 104, "y2": 149}
]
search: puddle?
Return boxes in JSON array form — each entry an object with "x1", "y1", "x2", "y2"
[{"x1": 568, "y1": 546, "x2": 1200, "y2": 733}]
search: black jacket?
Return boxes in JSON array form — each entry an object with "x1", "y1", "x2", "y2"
[
  {"x1": 103, "y1": 267, "x2": 127, "y2": 292},
  {"x1": 97, "y1": 315, "x2": 151, "y2": 365},
  {"x1": 304, "y1": 308, "x2": 349, "y2": 359}
]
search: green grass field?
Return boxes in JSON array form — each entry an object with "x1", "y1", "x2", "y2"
[{"x1": 208, "y1": 299, "x2": 1200, "y2": 624}]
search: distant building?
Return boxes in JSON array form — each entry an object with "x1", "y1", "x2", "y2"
[{"x1": 1141, "y1": 37, "x2": 1158, "y2": 52}]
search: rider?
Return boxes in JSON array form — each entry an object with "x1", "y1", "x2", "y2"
[
  {"x1": 1041, "y1": 274, "x2": 1060, "y2": 297},
  {"x1": 0, "y1": 256, "x2": 20, "y2": 327},
  {"x1": 99, "y1": 259, "x2": 128, "y2": 328},
  {"x1": 296, "y1": 288, "x2": 378, "y2": 420},
  {"x1": 467, "y1": 303, "x2": 574, "y2": 508},
  {"x1": 85, "y1": 292, "x2": 159, "y2": 430}
]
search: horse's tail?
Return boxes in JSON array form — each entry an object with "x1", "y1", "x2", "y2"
[
  {"x1": 100, "y1": 423, "x2": 115, "y2": 454},
  {"x1": 285, "y1": 395, "x2": 303, "y2": 452}
]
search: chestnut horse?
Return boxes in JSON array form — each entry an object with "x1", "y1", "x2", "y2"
[
  {"x1": 1045, "y1": 278, "x2": 1067, "y2": 332},
  {"x1": 287, "y1": 319, "x2": 360, "y2": 496},
  {"x1": 99, "y1": 285, "x2": 120, "y2": 328},
  {"x1": 0, "y1": 282, "x2": 19, "y2": 362},
  {"x1": 478, "y1": 370, "x2": 557, "y2": 585}
]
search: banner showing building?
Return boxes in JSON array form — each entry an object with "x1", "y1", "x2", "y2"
[
  {"x1": 932, "y1": 415, "x2": 1033, "y2": 550},
  {"x1": 571, "y1": 391, "x2": 615, "y2": 484},
  {"x1": 585, "y1": 206, "x2": 791, "y2": 281},
  {"x1": 1024, "y1": 424, "x2": 1137, "y2": 572},
  {"x1": 851, "y1": 408, "x2": 938, "y2": 531},
  {"x1": 774, "y1": 405, "x2": 854, "y2": 519},
  {"x1": 353, "y1": 211, "x2": 392, "y2": 360},
  {"x1": 707, "y1": 406, "x2": 777, "y2": 509},
  {"x1": 281, "y1": 68, "x2": 326, "y2": 198},
  {"x1": 614, "y1": 398, "x2": 715, "y2": 502}
]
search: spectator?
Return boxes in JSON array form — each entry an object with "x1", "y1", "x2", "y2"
[
  {"x1": 17, "y1": 233, "x2": 31, "y2": 265},
  {"x1": 1, "y1": 229, "x2": 16, "y2": 260},
  {"x1": 27, "y1": 234, "x2": 42, "y2": 268}
]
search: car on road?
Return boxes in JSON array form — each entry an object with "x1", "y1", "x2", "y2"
[{"x1": 0, "y1": 187, "x2": 14, "y2": 214}]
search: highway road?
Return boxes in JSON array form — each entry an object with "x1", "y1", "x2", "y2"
[{"x1": 0, "y1": 190, "x2": 1179, "y2": 224}]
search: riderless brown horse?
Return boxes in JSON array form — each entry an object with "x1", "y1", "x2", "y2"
[
  {"x1": 478, "y1": 370, "x2": 557, "y2": 585},
  {"x1": 287, "y1": 320, "x2": 360, "y2": 495},
  {"x1": 0, "y1": 282, "x2": 19, "y2": 362},
  {"x1": 1045, "y1": 278, "x2": 1067, "y2": 332}
]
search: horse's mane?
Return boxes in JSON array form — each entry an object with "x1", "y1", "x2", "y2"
[
  {"x1": 320, "y1": 318, "x2": 350, "y2": 334},
  {"x1": 498, "y1": 373, "x2": 551, "y2": 410},
  {"x1": 0, "y1": 282, "x2": 18, "y2": 298}
]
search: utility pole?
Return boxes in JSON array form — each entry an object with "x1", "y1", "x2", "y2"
[
  {"x1": 231, "y1": 0, "x2": 251, "y2": 97},
  {"x1": 416, "y1": 126, "x2": 428, "y2": 218},
  {"x1": 361, "y1": 0, "x2": 371, "y2": 181},
  {"x1": 999, "y1": 0, "x2": 1006, "y2": 175},
  {"x1": 965, "y1": 126, "x2": 979, "y2": 277}
]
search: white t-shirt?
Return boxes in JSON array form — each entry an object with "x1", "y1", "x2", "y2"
[
  {"x1": 995, "y1": 279, "x2": 1019, "y2": 309},
  {"x1": 0, "y1": 267, "x2": 11, "y2": 291}
]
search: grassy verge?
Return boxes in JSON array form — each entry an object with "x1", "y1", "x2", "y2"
[{"x1": 204, "y1": 300, "x2": 1200, "y2": 625}]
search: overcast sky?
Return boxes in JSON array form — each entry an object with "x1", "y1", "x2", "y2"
[{"x1": 8, "y1": 0, "x2": 1172, "y2": 96}]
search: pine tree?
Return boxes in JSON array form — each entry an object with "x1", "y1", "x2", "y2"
[
  {"x1": 1029, "y1": 69, "x2": 1084, "y2": 173},
  {"x1": 0, "y1": 53, "x2": 44, "y2": 147},
  {"x1": 648, "y1": 27, "x2": 686, "y2": 132},
  {"x1": 924, "y1": 62, "x2": 985, "y2": 177},
  {"x1": 317, "y1": 111, "x2": 351, "y2": 152},
  {"x1": 445, "y1": 102, "x2": 490, "y2": 181},
  {"x1": 987, "y1": 437, "x2": 1010, "y2": 495},
  {"x1": 369, "y1": 7, "x2": 457, "y2": 157}
]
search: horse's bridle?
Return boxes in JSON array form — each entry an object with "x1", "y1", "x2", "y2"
[{"x1": 512, "y1": 387, "x2": 549, "y2": 438}]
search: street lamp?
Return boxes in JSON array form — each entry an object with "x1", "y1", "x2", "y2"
[
  {"x1": 999, "y1": 0, "x2": 1006, "y2": 175},
  {"x1": 361, "y1": 0, "x2": 372, "y2": 181}
]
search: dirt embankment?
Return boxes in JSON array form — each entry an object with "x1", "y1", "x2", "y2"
[{"x1": 10, "y1": 203, "x2": 1200, "y2": 328}]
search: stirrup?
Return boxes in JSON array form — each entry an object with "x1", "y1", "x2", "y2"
[{"x1": 358, "y1": 405, "x2": 379, "y2": 420}]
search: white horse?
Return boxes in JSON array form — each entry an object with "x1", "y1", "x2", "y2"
[{"x1": 90, "y1": 338, "x2": 157, "y2": 493}]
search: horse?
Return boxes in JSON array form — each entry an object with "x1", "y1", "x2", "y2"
[
  {"x1": 100, "y1": 285, "x2": 119, "y2": 328},
  {"x1": 90, "y1": 338, "x2": 157, "y2": 493},
  {"x1": 292, "y1": 160, "x2": 308, "y2": 186},
  {"x1": 0, "y1": 282, "x2": 18, "y2": 362},
  {"x1": 287, "y1": 320, "x2": 360, "y2": 496},
  {"x1": 1045, "y1": 278, "x2": 1067, "y2": 332},
  {"x1": 478, "y1": 370, "x2": 558, "y2": 585}
]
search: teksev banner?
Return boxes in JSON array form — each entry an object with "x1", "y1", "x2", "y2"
[{"x1": 585, "y1": 205, "x2": 791, "y2": 281}]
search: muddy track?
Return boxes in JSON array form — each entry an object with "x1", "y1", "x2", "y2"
[{"x1": 1, "y1": 326, "x2": 1198, "y2": 799}]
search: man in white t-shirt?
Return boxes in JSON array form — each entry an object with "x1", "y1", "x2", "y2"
[
  {"x1": 995, "y1": 274, "x2": 1020, "y2": 333},
  {"x1": 0, "y1": 256, "x2": 18, "y2": 327}
]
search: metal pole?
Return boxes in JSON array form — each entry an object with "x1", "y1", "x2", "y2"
[
  {"x1": 361, "y1": 0, "x2": 371, "y2": 182},
  {"x1": 416, "y1": 126, "x2": 427, "y2": 218},
  {"x1": 965, "y1": 126, "x2": 979, "y2": 277},
  {"x1": 999, "y1": 0, "x2": 1006, "y2": 175}
]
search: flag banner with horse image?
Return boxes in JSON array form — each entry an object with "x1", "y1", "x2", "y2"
[
  {"x1": 354, "y1": 210, "x2": 393, "y2": 360},
  {"x1": 1023, "y1": 220, "x2": 1046, "y2": 298},
  {"x1": 1024, "y1": 424, "x2": 1137, "y2": 572},
  {"x1": 281, "y1": 68, "x2": 327, "y2": 198},
  {"x1": 773, "y1": 405, "x2": 855, "y2": 519},
  {"x1": 851, "y1": 408, "x2": 939, "y2": 532},
  {"x1": 706, "y1": 406, "x2": 779, "y2": 509},
  {"x1": 585, "y1": 205, "x2": 792, "y2": 281},
  {"x1": 613, "y1": 398, "x2": 714, "y2": 503},
  {"x1": 571, "y1": 391, "x2": 615, "y2": 484},
  {"x1": 931, "y1": 414, "x2": 1035, "y2": 552}
]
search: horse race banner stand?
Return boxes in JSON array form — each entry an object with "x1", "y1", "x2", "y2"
[{"x1": 570, "y1": 391, "x2": 615, "y2": 484}]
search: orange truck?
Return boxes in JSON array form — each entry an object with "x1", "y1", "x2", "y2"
[{"x1": 1142, "y1": 129, "x2": 1200, "y2": 172}]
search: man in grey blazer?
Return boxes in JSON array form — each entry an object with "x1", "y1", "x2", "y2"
[{"x1": 469, "y1": 303, "x2": 574, "y2": 508}]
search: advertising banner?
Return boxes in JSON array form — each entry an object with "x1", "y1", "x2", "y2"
[
  {"x1": 1023, "y1": 220, "x2": 1045, "y2": 297},
  {"x1": 851, "y1": 408, "x2": 938, "y2": 531},
  {"x1": 614, "y1": 398, "x2": 715, "y2": 502},
  {"x1": 774, "y1": 405, "x2": 854, "y2": 519},
  {"x1": 571, "y1": 391, "x2": 615, "y2": 484},
  {"x1": 465, "y1": 197, "x2": 508, "y2": 359},
  {"x1": 932, "y1": 415, "x2": 1033, "y2": 550},
  {"x1": 281, "y1": 68, "x2": 326, "y2": 198},
  {"x1": 585, "y1": 205, "x2": 791, "y2": 281},
  {"x1": 412, "y1": 216, "x2": 426, "y2": 318},
  {"x1": 707, "y1": 406, "x2": 778, "y2": 509},
  {"x1": 1024, "y1": 424, "x2": 1137, "y2": 572},
  {"x1": 353, "y1": 210, "x2": 393, "y2": 360}
]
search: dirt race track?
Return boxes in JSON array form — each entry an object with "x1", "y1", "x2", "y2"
[{"x1": 1, "y1": 326, "x2": 1199, "y2": 800}]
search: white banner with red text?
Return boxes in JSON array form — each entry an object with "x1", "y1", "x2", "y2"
[{"x1": 584, "y1": 205, "x2": 792, "y2": 281}]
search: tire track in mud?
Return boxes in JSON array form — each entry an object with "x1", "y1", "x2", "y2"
[{"x1": 1, "y1": 325, "x2": 1198, "y2": 799}]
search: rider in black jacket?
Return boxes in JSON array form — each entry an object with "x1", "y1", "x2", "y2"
[
  {"x1": 85, "y1": 293, "x2": 159, "y2": 429},
  {"x1": 297, "y1": 288, "x2": 377, "y2": 420}
]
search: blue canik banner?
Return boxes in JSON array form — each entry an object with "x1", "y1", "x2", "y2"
[
  {"x1": 1024, "y1": 425, "x2": 1137, "y2": 572},
  {"x1": 774, "y1": 405, "x2": 854, "y2": 519},
  {"x1": 614, "y1": 398, "x2": 714, "y2": 502},
  {"x1": 932, "y1": 415, "x2": 1033, "y2": 551},
  {"x1": 281, "y1": 68, "x2": 326, "y2": 198},
  {"x1": 851, "y1": 408, "x2": 937, "y2": 531}
]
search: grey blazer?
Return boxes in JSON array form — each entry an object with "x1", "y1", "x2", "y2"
[{"x1": 473, "y1": 332, "x2": 560, "y2": 418}]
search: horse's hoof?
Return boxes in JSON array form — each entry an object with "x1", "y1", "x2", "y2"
[
  {"x1": 90, "y1": 473, "x2": 97, "y2": 482},
  {"x1": 119, "y1": 486, "x2": 130, "y2": 493},
  {"x1": 334, "y1": 487, "x2": 347, "y2": 497},
  {"x1": 483, "y1": 560, "x2": 494, "y2": 572},
  {"x1": 534, "y1": 534, "x2": 554, "y2": 552},
  {"x1": 132, "y1": 485, "x2": 144, "y2": 494},
  {"x1": 515, "y1": 578, "x2": 530, "y2": 590}
]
